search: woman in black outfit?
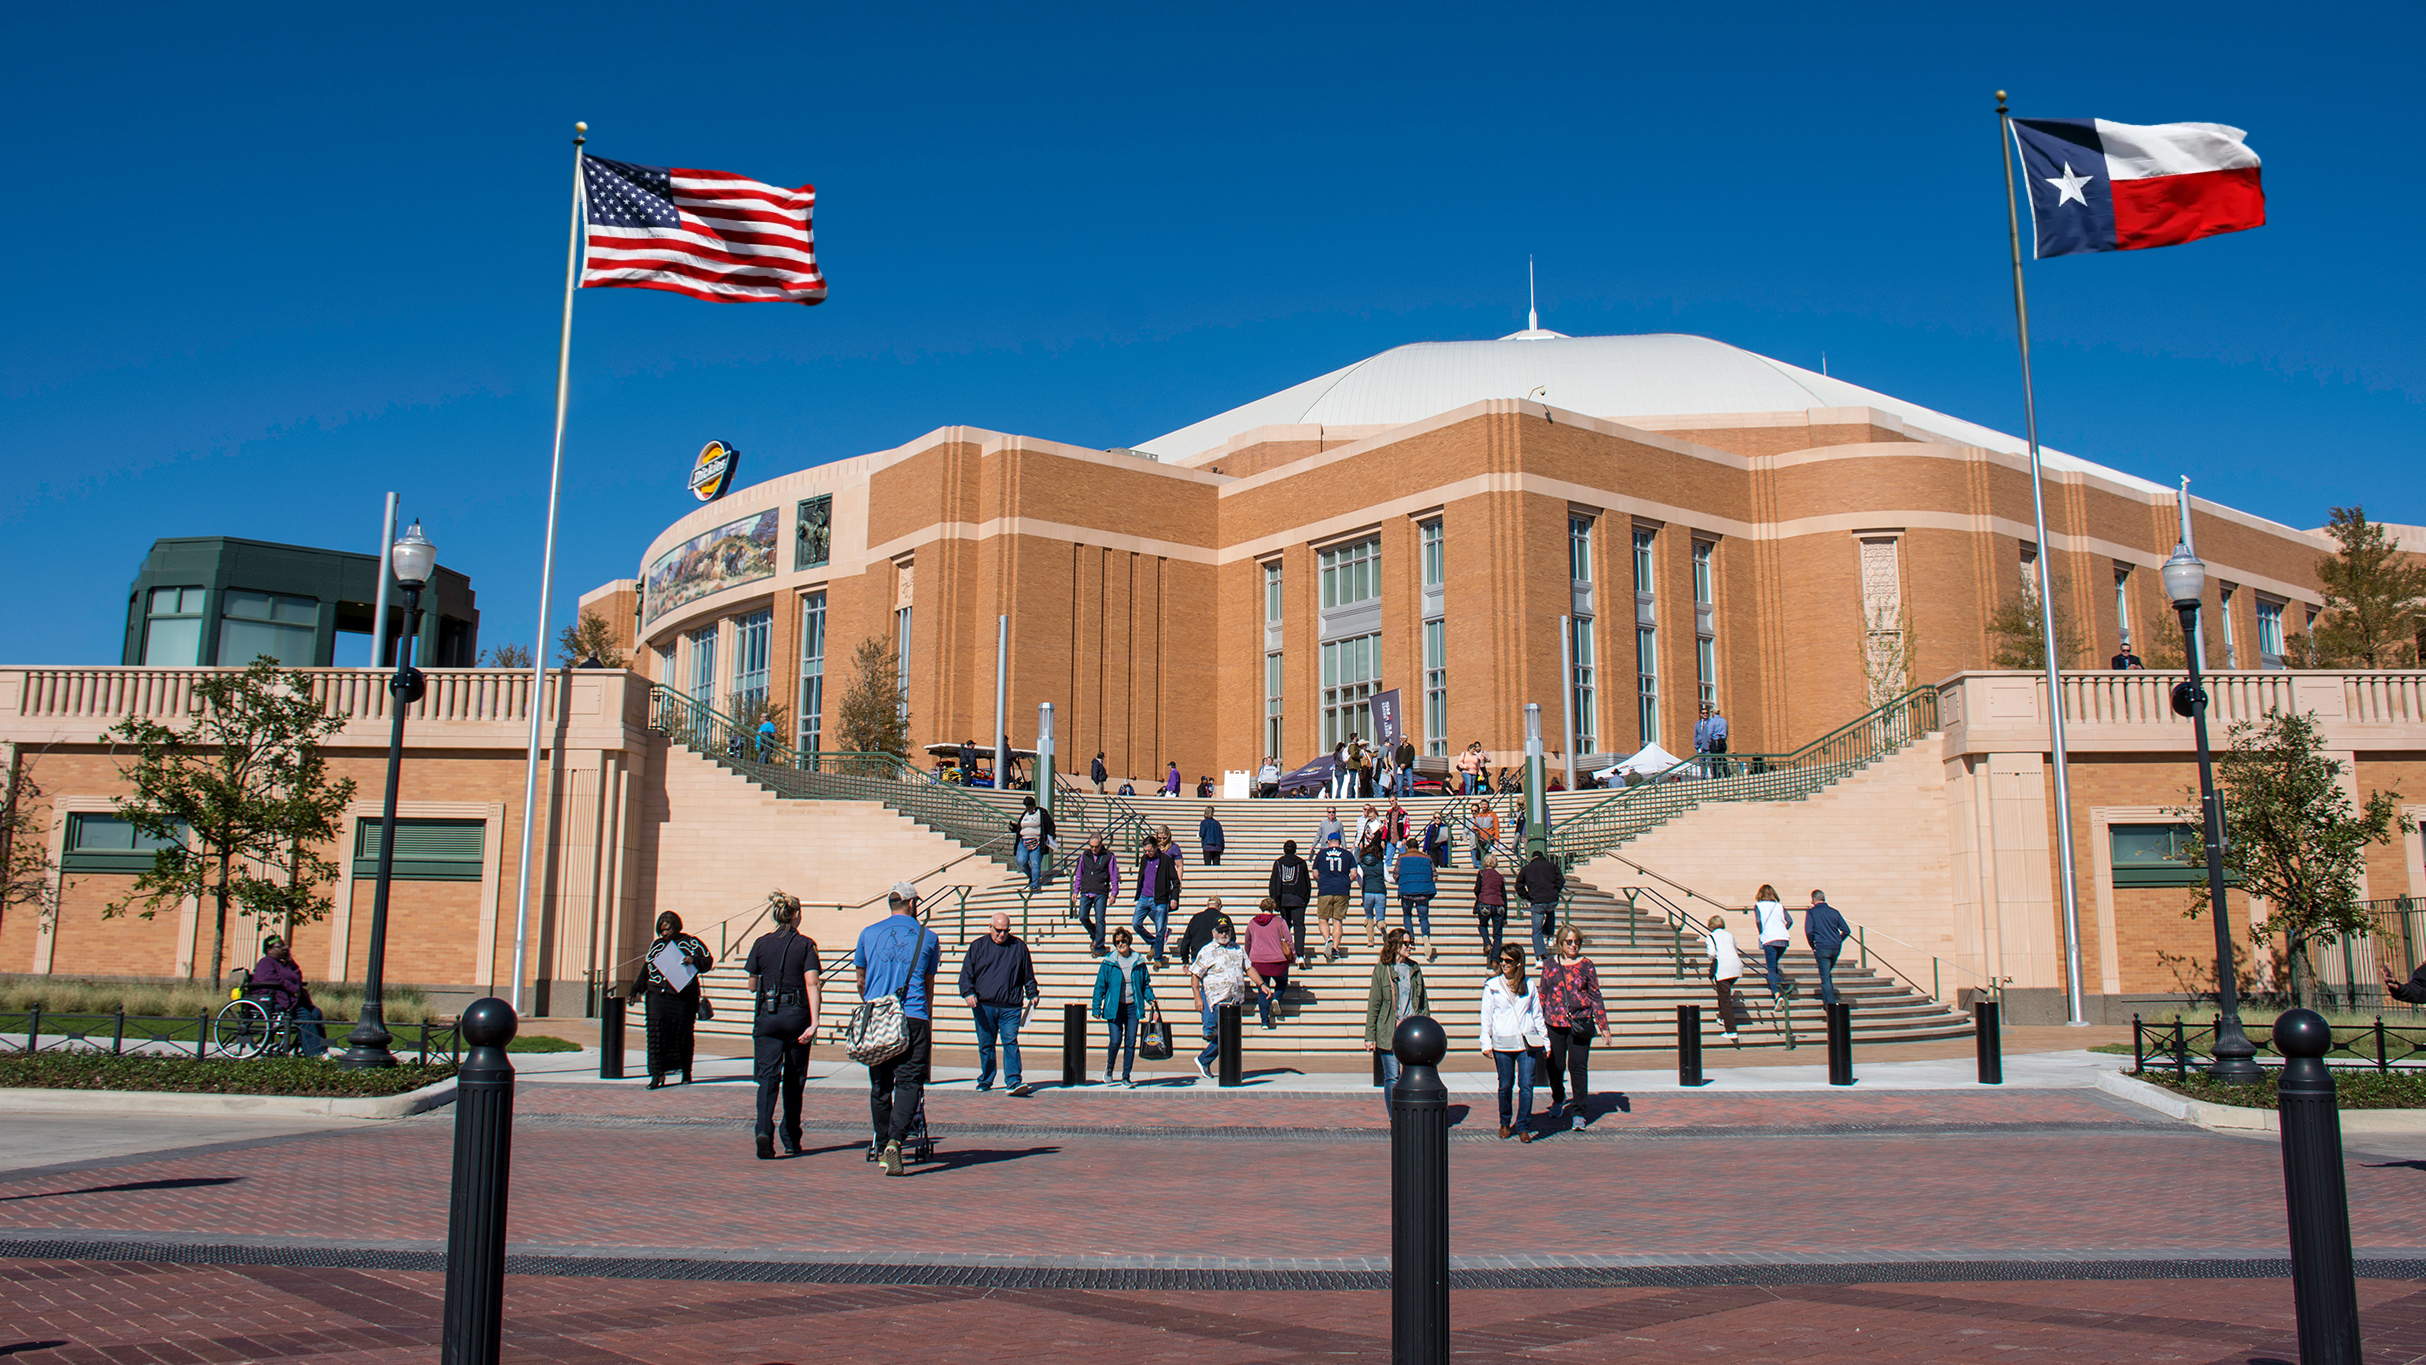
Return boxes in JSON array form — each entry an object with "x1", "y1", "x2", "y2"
[{"x1": 635, "y1": 910, "x2": 713, "y2": 1088}]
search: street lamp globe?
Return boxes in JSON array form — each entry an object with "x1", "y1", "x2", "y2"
[
  {"x1": 1524, "y1": 703, "x2": 1543, "y2": 757},
  {"x1": 2160, "y1": 543, "x2": 2205, "y2": 609},
  {"x1": 391, "y1": 522, "x2": 438, "y2": 588}
]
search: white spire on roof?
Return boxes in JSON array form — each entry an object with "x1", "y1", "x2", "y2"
[{"x1": 1500, "y1": 255, "x2": 1565, "y2": 341}]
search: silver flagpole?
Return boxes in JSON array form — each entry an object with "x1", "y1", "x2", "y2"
[
  {"x1": 1998, "y1": 91, "x2": 2088, "y2": 1026},
  {"x1": 507, "y1": 121, "x2": 587, "y2": 1013}
]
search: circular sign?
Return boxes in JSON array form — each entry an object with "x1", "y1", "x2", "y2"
[{"x1": 687, "y1": 440, "x2": 740, "y2": 502}]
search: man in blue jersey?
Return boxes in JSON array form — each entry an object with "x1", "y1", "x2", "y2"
[{"x1": 856, "y1": 880, "x2": 941, "y2": 1177}]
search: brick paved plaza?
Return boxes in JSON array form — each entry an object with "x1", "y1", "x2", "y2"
[{"x1": 5, "y1": 1066, "x2": 2425, "y2": 1363}]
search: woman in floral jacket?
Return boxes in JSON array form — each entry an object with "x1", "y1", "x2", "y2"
[{"x1": 1540, "y1": 926, "x2": 1610, "y2": 1128}]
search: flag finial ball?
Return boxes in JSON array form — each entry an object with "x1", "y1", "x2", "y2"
[
  {"x1": 1995, "y1": 90, "x2": 2006, "y2": 101},
  {"x1": 575, "y1": 121, "x2": 588, "y2": 134}
]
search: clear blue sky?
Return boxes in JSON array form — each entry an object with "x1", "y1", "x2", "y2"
[{"x1": 6, "y1": 1, "x2": 2419, "y2": 664}]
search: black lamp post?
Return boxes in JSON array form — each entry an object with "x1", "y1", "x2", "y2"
[
  {"x1": 2162, "y1": 542, "x2": 2263, "y2": 1084},
  {"x1": 341, "y1": 521, "x2": 436, "y2": 1070}
]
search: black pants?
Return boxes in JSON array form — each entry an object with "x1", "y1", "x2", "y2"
[
  {"x1": 1546, "y1": 1028, "x2": 1591, "y2": 1111},
  {"x1": 1203, "y1": 850, "x2": 1222, "y2": 865},
  {"x1": 644, "y1": 984, "x2": 699, "y2": 1080},
  {"x1": 753, "y1": 1007, "x2": 811, "y2": 1139},
  {"x1": 1280, "y1": 902, "x2": 1306, "y2": 952},
  {"x1": 868, "y1": 1017, "x2": 932, "y2": 1146}
]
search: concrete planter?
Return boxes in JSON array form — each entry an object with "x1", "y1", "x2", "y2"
[{"x1": 0, "y1": 1075, "x2": 456, "y2": 1120}]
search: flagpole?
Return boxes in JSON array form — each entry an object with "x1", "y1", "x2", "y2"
[
  {"x1": 507, "y1": 121, "x2": 586, "y2": 1013},
  {"x1": 1998, "y1": 91, "x2": 2089, "y2": 1027}
]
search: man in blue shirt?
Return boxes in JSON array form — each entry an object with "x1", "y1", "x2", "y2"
[
  {"x1": 856, "y1": 880, "x2": 941, "y2": 1176},
  {"x1": 1802, "y1": 889, "x2": 1852, "y2": 1006},
  {"x1": 1693, "y1": 704, "x2": 1730, "y2": 778}
]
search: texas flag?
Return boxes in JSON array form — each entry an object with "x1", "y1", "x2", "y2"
[{"x1": 2011, "y1": 118, "x2": 2264, "y2": 258}]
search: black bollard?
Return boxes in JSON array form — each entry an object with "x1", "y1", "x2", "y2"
[
  {"x1": 2274, "y1": 1009, "x2": 2362, "y2": 1365},
  {"x1": 1974, "y1": 999, "x2": 2002, "y2": 1085},
  {"x1": 1677, "y1": 1004, "x2": 1706, "y2": 1087},
  {"x1": 441, "y1": 998, "x2": 517, "y2": 1365},
  {"x1": 1061, "y1": 1003, "x2": 1086, "y2": 1088},
  {"x1": 597, "y1": 994, "x2": 624, "y2": 1080},
  {"x1": 1218, "y1": 1003, "x2": 1243, "y2": 1087},
  {"x1": 1389, "y1": 1015, "x2": 1449, "y2": 1365},
  {"x1": 1826, "y1": 1002, "x2": 1854, "y2": 1086}
]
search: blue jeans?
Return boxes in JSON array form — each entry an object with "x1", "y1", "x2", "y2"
[
  {"x1": 1076, "y1": 893, "x2": 1109, "y2": 949},
  {"x1": 1397, "y1": 769, "x2": 1413, "y2": 796},
  {"x1": 1492, "y1": 1049, "x2": 1536, "y2": 1129},
  {"x1": 1529, "y1": 903, "x2": 1558, "y2": 961},
  {"x1": 1762, "y1": 941, "x2": 1789, "y2": 995},
  {"x1": 1812, "y1": 947, "x2": 1841, "y2": 1005},
  {"x1": 1378, "y1": 1050, "x2": 1402, "y2": 1117},
  {"x1": 1013, "y1": 842, "x2": 1045, "y2": 890},
  {"x1": 1470, "y1": 839, "x2": 1490, "y2": 868},
  {"x1": 1131, "y1": 899, "x2": 1170, "y2": 957},
  {"x1": 1362, "y1": 889, "x2": 1388, "y2": 923},
  {"x1": 1400, "y1": 896, "x2": 1431, "y2": 938},
  {"x1": 290, "y1": 1004, "x2": 327, "y2": 1057},
  {"x1": 1103, "y1": 1003, "x2": 1137, "y2": 1080},
  {"x1": 972, "y1": 1002, "x2": 1024, "y2": 1088},
  {"x1": 1474, "y1": 908, "x2": 1505, "y2": 961},
  {"x1": 1198, "y1": 1005, "x2": 1224, "y2": 1068}
]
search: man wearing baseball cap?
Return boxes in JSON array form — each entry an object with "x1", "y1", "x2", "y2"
[
  {"x1": 856, "y1": 880, "x2": 940, "y2": 1175},
  {"x1": 1186, "y1": 914, "x2": 1261, "y2": 1082}
]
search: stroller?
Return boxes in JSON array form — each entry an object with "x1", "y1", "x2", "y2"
[{"x1": 865, "y1": 1088, "x2": 939, "y2": 1164}]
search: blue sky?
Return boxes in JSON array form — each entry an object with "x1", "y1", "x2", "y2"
[{"x1": 5, "y1": 1, "x2": 2420, "y2": 664}]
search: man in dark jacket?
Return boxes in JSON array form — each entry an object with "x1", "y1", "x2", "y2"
[
  {"x1": 1803, "y1": 889, "x2": 1853, "y2": 1006},
  {"x1": 1268, "y1": 839, "x2": 1313, "y2": 962},
  {"x1": 1393, "y1": 737, "x2": 1418, "y2": 797},
  {"x1": 1091, "y1": 752, "x2": 1108, "y2": 793},
  {"x1": 959, "y1": 912, "x2": 1040, "y2": 1096},
  {"x1": 2383, "y1": 961, "x2": 2426, "y2": 1005},
  {"x1": 1310, "y1": 834, "x2": 1357, "y2": 963},
  {"x1": 1071, "y1": 833, "x2": 1119, "y2": 954},
  {"x1": 1516, "y1": 850, "x2": 1566, "y2": 962},
  {"x1": 1199, "y1": 808, "x2": 1226, "y2": 866},
  {"x1": 959, "y1": 737, "x2": 981, "y2": 785}
]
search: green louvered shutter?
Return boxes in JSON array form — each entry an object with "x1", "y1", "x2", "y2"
[{"x1": 354, "y1": 818, "x2": 486, "y2": 881}]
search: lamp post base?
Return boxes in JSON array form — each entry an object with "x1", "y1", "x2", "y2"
[
  {"x1": 339, "y1": 1007, "x2": 399, "y2": 1070},
  {"x1": 2208, "y1": 1021, "x2": 2265, "y2": 1085}
]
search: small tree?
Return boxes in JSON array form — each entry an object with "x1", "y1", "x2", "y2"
[
  {"x1": 835, "y1": 636, "x2": 909, "y2": 758},
  {"x1": 2177, "y1": 709, "x2": 2412, "y2": 1004},
  {"x1": 105, "y1": 660, "x2": 357, "y2": 984},
  {"x1": 0, "y1": 762, "x2": 61, "y2": 936},
  {"x1": 2310, "y1": 505, "x2": 2426, "y2": 668},
  {"x1": 555, "y1": 610, "x2": 629, "y2": 668},
  {"x1": 1985, "y1": 581, "x2": 2086, "y2": 670},
  {"x1": 1859, "y1": 602, "x2": 1917, "y2": 708},
  {"x1": 480, "y1": 643, "x2": 534, "y2": 669}
]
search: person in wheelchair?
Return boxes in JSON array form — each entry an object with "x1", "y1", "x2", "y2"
[{"x1": 249, "y1": 936, "x2": 328, "y2": 1057}]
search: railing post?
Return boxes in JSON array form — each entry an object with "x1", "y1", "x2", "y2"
[
  {"x1": 1389, "y1": 1016, "x2": 1450, "y2": 1365},
  {"x1": 1062, "y1": 1003, "x2": 1086, "y2": 1087},
  {"x1": 2376, "y1": 1017, "x2": 2389, "y2": 1073},
  {"x1": 27, "y1": 1005, "x2": 39, "y2": 1055},
  {"x1": 196, "y1": 1011, "x2": 208, "y2": 1060},
  {"x1": 441, "y1": 999, "x2": 517, "y2": 1365},
  {"x1": 113, "y1": 1007, "x2": 125, "y2": 1056},
  {"x1": 2273, "y1": 1009, "x2": 2363, "y2": 1365},
  {"x1": 1677, "y1": 1004, "x2": 1705, "y2": 1087},
  {"x1": 2131, "y1": 1013, "x2": 2143, "y2": 1072},
  {"x1": 1859, "y1": 925, "x2": 1868, "y2": 970},
  {"x1": 1975, "y1": 999, "x2": 2002, "y2": 1084}
]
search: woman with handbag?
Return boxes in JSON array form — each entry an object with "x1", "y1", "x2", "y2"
[
  {"x1": 1362, "y1": 928, "x2": 1429, "y2": 1118},
  {"x1": 633, "y1": 911, "x2": 714, "y2": 1090},
  {"x1": 1541, "y1": 927, "x2": 1609, "y2": 1128},
  {"x1": 1089, "y1": 928, "x2": 1158, "y2": 1087},
  {"x1": 1478, "y1": 945, "x2": 1548, "y2": 1141}
]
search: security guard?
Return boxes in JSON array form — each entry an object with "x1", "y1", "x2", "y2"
[{"x1": 745, "y1": 893, "x2": 822, "y2": 1160}]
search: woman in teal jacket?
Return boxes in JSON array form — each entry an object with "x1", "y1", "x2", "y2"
[{"x1": 1089, "y1": 927, "x2": 1160, "y2": 1086}]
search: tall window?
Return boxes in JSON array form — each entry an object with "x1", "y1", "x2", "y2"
[
  {"x1": 732, "y1": 609, "x2": 771, "y2": 714},
  {"x1": 2219, "y1": 584, "x2": 2239, "y2": 668},
  {"x1": 1321, "y1": 632, "x2": 1380, "y2": 747},
  {"x1": 2114, "y1": 563, "x2": 2135, "y2": 653},
  {"x1": 1570, "y1": 617, "x2": 1597, "y2": 754},
  {"x1": 893, "y1": 606, "x2": 913, "y2": 726},
  {"x1": 143, "y1": 587, "x2": 206, "y2": 666},
  {"x1": 2256, "y1": 596, "x2": 2285, "y2": 667},
  {"x1": 2020, "y1": 543, "x2": 2039, "y2": 596},
  {"x1": 656, "y1": 641, "x2": 675, "y2": 682},
  {"x1": 1264, "y1": 653, "x2": 1284, "y2": 759},
  {"x1": 1320, "y1": 538, "x2": 1379, "y2": 608},
  {"x1": 1692, "y1": 540, "x2": 1716, "y2": 708},
  {"x1": 218, "y1": 590, "x2": 317, "y2": 666},
  {"x1": 797, "y1": 593, "x2": 827, "y2": 754},
  {"x1": 1265, "y1": 563, "x2": 1283, "y2": 625},
  {"x1": 1633, "y1": 528, "x2": 1658, "y2": 746},
  {"x1": 687, "y1": 625, "x2": 717, "y2": 701},
  {"x1": 794, "y1": 495, "x2": 832, "y2": 570},
  {"x1": 1423, "y1": 618, "x2": 1448, "y2": 757},
  {"x1": 1569, "y1": 516, "x2": 1594, "y2": 584},
  {"x1": 1421, "y1": 520, "x2": 1444, "y2": 588}
]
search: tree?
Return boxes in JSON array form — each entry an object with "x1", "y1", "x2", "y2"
[
  {"x1": 480, "y1": 643, "x2": 534, "y2": 669},
  {"x1": 105, "y1": 660, "x2": 357, "y2": 984},
  {"x1": 1984, "y1": 580, "x2": 2086, "y2": 670},
  {"x1": 2309, "y1": 505, "x2": 2426, "y2": 668},
  {"x1": 834, "y1": 635, "x2": 909, "y2": 758},
  {"x1": 0, "y1": 762, "x2": 60, "y2": 936},
  {"x1": 1858, "y1": 602, "x2": 1917, "y2": 708},
  {"x1": 555, "y1": 610, "x2": 628, "y2": 668},
  {"x1": 2177, "y1": 709, "x2": 2412, "y2": 1004}
]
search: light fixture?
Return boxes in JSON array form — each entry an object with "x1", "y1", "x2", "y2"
[
  {"x1": 391, "y1": 521, "x2": 437, "y2": 588},
  {"x1": 2160, "y1": 543, "x2": 2205, "y2": 609},
  {"x1": 1525, "y1": 703, "x2": 1543, "y2": 757}
]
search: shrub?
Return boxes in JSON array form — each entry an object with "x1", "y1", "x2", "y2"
[{"x1": 0, "y1": 1053, "x2": 455, "y2": 1097}]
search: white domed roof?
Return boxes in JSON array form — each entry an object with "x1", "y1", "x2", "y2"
[{"x1": 1133, "y1": 332, "x2": 2163, "y2": 493}]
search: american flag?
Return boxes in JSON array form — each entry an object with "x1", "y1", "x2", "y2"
[{"x1": 579, "y1": 154, "x2": 826, "y2": 305}]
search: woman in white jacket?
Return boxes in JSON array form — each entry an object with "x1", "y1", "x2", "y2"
[
  {"x1": 1479, "y1": 945, "x2": 1548, "y2": 1141},
  {"x1": 1703, "y1": 913, "x2": 1744, "y2": 1042}
]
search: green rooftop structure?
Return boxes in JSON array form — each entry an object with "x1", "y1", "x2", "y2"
[{"x1": 122, "y1": 537, "x2": 480, "y2": 669}]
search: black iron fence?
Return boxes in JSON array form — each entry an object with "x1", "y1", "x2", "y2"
[
  {"x1": 2132, "y1": 1013, "x2": 2426, "y2": 1078},
  {"x1": 2279, "y1": 898, "x2": 2425, "y2": 1014},
  {"x1": 0, "y1": 1008, "x2": 462, "y2": 1065}
]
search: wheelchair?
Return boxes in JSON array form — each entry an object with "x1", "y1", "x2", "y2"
[{"x1": 212, "y1": 968, "x2": 308, "y2": 1058}]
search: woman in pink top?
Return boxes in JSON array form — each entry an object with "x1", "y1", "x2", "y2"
[{"x1": 1244, "y1": 896, "x2": 1296, "y2": 1029}]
